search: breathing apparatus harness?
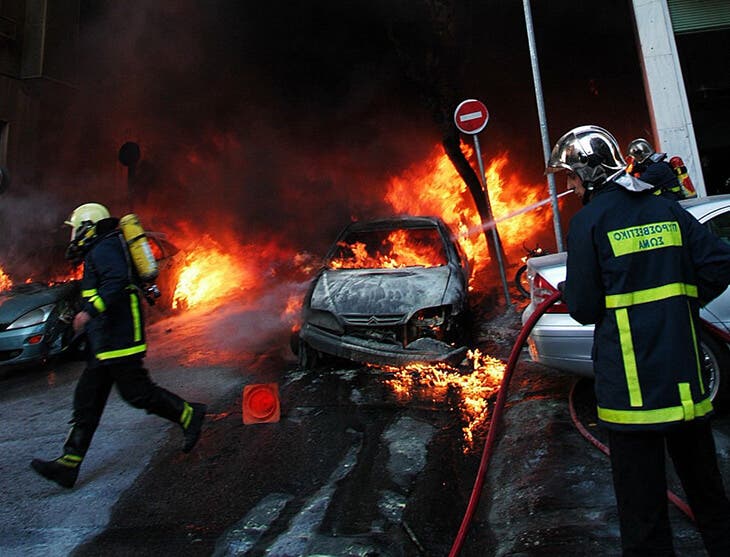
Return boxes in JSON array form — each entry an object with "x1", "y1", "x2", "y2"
[{"x1": 65, "y1": 215, "x2": 161, "y2": 306}]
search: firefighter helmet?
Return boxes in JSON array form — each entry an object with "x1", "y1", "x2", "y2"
[
  {"x1": 64, "y1": 203, "x2": 113, "y2": 263},
  {"x1": 627, "y1": 138, "x2": 655, "y2": 164},
  {"x1": 547, "y1": 125, "x2": 626, "y2": 190},
  {"x1": 65, "y1": 203, "x2": 111, "y2": 241}
]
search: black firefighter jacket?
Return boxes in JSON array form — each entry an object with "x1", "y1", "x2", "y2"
[
  {"x1": 636, "y1": 153, "x2": 682, "y2": 199},
  {"x1": 80, "y1": 230, "x2": 146, "y2": 365},
  {"x1": 564, "y1": 183, "x2": 730, "y2": 431}
]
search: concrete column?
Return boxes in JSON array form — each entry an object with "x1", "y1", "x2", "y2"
[{"x1": 631, "y1": 0, "x2": 706, "y2": 196}]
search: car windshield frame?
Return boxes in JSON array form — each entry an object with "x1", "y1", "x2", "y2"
[{"x1": 325, "y1": 225, "x2": 450, "y2": 270}]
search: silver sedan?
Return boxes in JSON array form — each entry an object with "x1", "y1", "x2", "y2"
[{"x1": 522, "y1": 194, "x2": 730, "y2": 403}]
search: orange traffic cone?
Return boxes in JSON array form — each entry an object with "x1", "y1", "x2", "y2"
[{"x1": 242, "y1": 383, "x2": 280, "y2": 424}]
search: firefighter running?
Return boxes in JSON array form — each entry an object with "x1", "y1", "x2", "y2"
[
  {"x1": 30, "y1": 203, "x2": 207, "y2": 489},
  {"x1": 548, "y1": 126, "x2": 730, "y2": 556}
]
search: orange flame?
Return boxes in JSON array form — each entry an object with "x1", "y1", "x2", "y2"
[
  {"x1": 385, "y1": 145, "x2": 557, "y2": 277},
  {"x1": 171, "y1": 235, "x2": 258, "y2": 310},
  {"x1": 380, "y1": 349, "x2": 505, "y2": 451},
  {"x1": 329, "y1": 229, "x2": 447, "y2": 269},
  {"x1": 0, "y1": 265, "x2": 12, "y2": 291}
]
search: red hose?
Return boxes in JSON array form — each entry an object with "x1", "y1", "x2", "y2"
[
  {"x1": 448, "y1": 290, "x2": 561, "y2": 557},
  {"x1": 449, "y1": 291, "x2": 698, "y2": 556}
]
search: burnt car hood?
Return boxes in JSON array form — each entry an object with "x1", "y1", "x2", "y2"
[
  {"x1": 0, "y1": 282, "x2": 78, "y2": 323},
  {"x1": 310, "y1": 266, "x2": 454, "y2": 316}
]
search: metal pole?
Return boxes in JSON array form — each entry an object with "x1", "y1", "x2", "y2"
[
  {"x1": 473, "y1": 134, "x2": 513, "y2": 309},
  {"x1": 523, "y1": 0, "x2": 564, "y2": 252}
]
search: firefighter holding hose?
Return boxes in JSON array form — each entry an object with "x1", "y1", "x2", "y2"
[
  {"x1": 31, "y1": 203, "x2": 207, "y2": 489},
  {"x1": 548, "y1": 126, "x2": 730, "y2": 556}
]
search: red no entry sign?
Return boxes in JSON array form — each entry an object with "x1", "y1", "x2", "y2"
[{"x1": 454, "y1": 99, "x2": 489, "y2": 134}]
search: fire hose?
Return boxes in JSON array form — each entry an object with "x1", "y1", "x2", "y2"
[{"x1": 448, "y1": 290, "x2": 698, "y2": 556}]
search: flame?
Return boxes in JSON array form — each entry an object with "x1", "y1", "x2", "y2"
[
  {"x1": 385, "y1": 145, "x2": 558, "y2": 278},
  {"x1": 0, "y1": 265, "x2": 12, "y2": 290},
  {"x1": 171, "y1": 235, "x2": 258, "y2": 310},
  {"x1": 380, "y1": 349, "x2": 505, "y2": 451},
  {"x1": 0, "y1": 262, "x2": 81, "y2": 290},
  {"x1": 329, "y1": 229, "x2": 447, "y2": 270}
]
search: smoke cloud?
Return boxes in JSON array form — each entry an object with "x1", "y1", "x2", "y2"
[{"x1": 0, "y1": 0, "x2": 650, "y2": 282}]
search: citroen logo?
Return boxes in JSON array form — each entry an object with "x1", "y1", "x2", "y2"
[{"x1": 367, "y1": 315, "x2": 380, "y2": 325}]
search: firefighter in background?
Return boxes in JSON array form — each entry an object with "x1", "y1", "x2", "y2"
[
  {"x1": 626, "y1": 138, "x2": 685, "y2": 200},
  {"x1": 548, "y1": 125, "x2": 730, "y2": 556},
  {"x1": 31, "y1": 203, "x2": 207, "y2": 489}
]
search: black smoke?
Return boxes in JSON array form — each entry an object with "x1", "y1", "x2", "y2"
[{"x1": 0, "y1": 0, "x2": 649, "y2": 281}]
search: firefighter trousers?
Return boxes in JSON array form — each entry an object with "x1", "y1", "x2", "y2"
[
  {"x1": 65, "y1": 358, "x2": 186, "y2": 456},
  {"x1": 608, "y1": 420, "x2": 730, "y2": 557}
]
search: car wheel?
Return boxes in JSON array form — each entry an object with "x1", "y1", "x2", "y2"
[
  {"x1": 699, "y1": 333, "x2": 730, "y2": 404},
  {"x1": 514, "y1": 264, "x2": 530, "y2": 298},
  {"x1": 298, "y1": 339, "x2": 319, "y2": 371}
]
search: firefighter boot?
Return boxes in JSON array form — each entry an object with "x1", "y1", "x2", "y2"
[
  {"x1": 181, "y1": 402, "x2": 207, "y2": 453},
  {"x1": 30, "y1": 454, "x2": 82, "y2": 489}
]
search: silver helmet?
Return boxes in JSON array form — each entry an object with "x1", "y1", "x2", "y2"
[
  {"x1": 547, "y1": 125, "x2": 626, "y2": 190},
  {"x1": 626, "y1": 138, "x2": 654, "y2": 164}
]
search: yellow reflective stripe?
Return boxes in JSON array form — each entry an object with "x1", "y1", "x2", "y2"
[
  {"x1": 96, "y1": 344, "x2": 147, "y2": 360},
  {"x1": 180, "y1": 402, "x2": 193, "y2": 428},
  {"x1": 608, "y1": 220, "x2": 682, "y2": 256},
  {"x1": 615, "y1": 308, "x2": 643, "y2": 407},
  {"x1": 89, "y1": 294, "x2": 106, "y2": 313},
  {"x1": 687, "y1": 302, "x2": 704, "y2": 395},
  {"x1": 597, "y1": 396, "x2": 713, "y2": 425},
  {"x1": 130, "y1": 292, "x2": 142, "y2": 342},
  {"x1": 58, "y1": 454, "x2": 83, "y2": 468},
  {"x1": 678, "y1": 383, "x2": 695, "y2": 420},
  {"x1": 82, "y1": 288, "x2": 97, "y2": 298},
  {"x1": 605, "y1": 282, "x2": 698, "y2": 308}
]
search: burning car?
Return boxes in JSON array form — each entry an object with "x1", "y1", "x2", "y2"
[
  {"x1": 0, "y1": 280, "x2": 82, "y2": 369},
  {"x1": 296, "y1": 216, "x2": 472, "y2": 368}
]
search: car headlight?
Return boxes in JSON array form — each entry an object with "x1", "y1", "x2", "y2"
[
  {"x1": 306, "y1": 309, "x2": 344, "y2": 334},
  {"x1": 6, "y1": 303, "x2": 56, "y2": 330},
  {"x1": 410, "y1": 307, "x2": 447, "y2": 329},
  {"x1": 406, "y1": 306, "x2": 450, "y2": 343}
]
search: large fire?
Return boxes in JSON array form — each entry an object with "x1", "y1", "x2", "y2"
[
  {"x1": 379, "y1": 349, "x2": 505, "y2": 451},
  {"x1": 329, "y1": 229, "x2": 448, "y2": 270},
  {"x1": 386, "y1": 145, "x2": 558, "y2": 279},
  {"x1": 170, "y1": 234, "x2": 275, "y2": 311},
  {"x1": 160, "y1": 144, "x2": 560, "y2": 313}
]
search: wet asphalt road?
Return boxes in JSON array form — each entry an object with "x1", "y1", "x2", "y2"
[{"x1": 3, "y1": 303, "x2": 730, "y2": 556}]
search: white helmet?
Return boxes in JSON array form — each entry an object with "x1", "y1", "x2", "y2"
[{"x1": 65, "y1": 203, "x2": 110, "y2": 242}]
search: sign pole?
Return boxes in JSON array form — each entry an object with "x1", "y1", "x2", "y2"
[
  {"x1": 472, "y1": 134, "x2": 513, "y2": 309},
  {"x1": 453, "y1": 99, "x2": 513, "y2": 309},
  {"x1": 523, "y1": 0, "x2": 564, "y2": 251}
]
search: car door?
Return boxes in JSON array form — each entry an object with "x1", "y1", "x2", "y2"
[{"x1": 698, "y1": 206, "x2": 730, "y2": 332}]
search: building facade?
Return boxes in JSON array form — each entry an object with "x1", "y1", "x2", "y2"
[
  {"x1": 632, "y1": 0, "x2": 730, "y2": 195},
  {"x1": 0, "y1": 0, "x2": 78, "y2": 188}
]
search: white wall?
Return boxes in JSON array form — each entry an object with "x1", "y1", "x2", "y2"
[{"x1": 631, "y1": 0, "x2": 706, "y2": 196}]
